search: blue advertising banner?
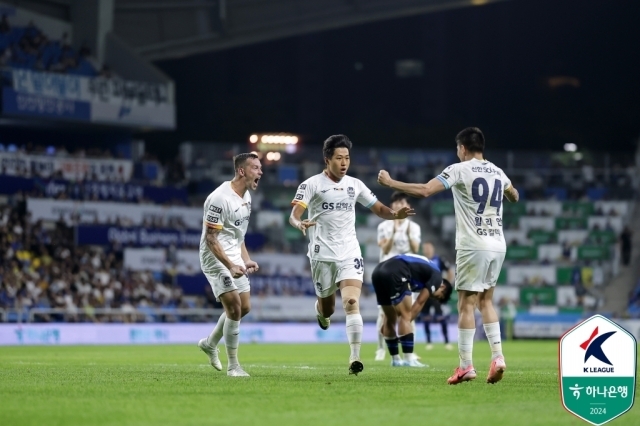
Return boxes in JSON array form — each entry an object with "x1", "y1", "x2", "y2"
[
  {"x1": 5, "y1": 70, "x2": 175, "y2": 129},
  {"x1": 0, "y1": 175, "x2": 188, "y2": 204},
  {"x1": 76, "y1": 225, "x2": 201, "y2": 247},
  {"x1": 2, "y1": 87, "x2": 91, "y2": 120}
]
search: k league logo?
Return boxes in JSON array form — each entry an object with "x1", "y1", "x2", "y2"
[
  {"x1": 559, "y1": 315, "x2": 637, "y2": 426},
  {"x1": 581, "y1": 327, "x2": 616, "y2": 371}
]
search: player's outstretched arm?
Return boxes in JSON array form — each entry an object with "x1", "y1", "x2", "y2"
[
  {"x1": 504, "y1": 185, "x2": 520, "y2": 203},
  {"x1": 370, "y1": 200, "x2": 415, "y2": 220},
  {"x1": 289, "y1": 203, "x2": 316, "y2": 236},
  {"x1": 378, "y1": 170, "x2": 446, "y2": 199},
  {"x1": 205, "y1": 227, "x2": 246, "y2": 278}
]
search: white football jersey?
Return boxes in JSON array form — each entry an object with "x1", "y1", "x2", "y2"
[
  {"x1": 436, "y1": 158, "x2": 512, "y2": 252},
  {"x1": 377, "y1": 219, "x2": 421, "y2": 262},
  {"x1": 292, "y1": 173, "x2": 377, "y2": 262},
  {"x1": 199, "y1": 181, "x2": 251, "y2": 273}
]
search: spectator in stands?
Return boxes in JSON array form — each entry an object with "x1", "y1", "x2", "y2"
[
  {"x1": 620, "y1": 226, "x2": 632, "y2": 266},
  {"x1": 0, "y1": 14, "x2": 10, "y2": 34},
  {"x1": 571, "y1": 266, "x2": 586, "y2": 307},
  {"x1": 99, "y1": 64, "x2": 113, "y2": 78}
]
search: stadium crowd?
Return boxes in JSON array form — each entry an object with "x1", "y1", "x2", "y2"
[
  {"x1": 0, "y1": 201, "x2": 196, "y2": 322},
  {"x1": 0, "y1": 15, "x2": 100, "y2": 76}
]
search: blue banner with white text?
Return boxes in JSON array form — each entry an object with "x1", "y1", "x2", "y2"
[
  {"x1": 0, "y1": 175, "x2": 188, "y2": 204},
  {"x1": 76, "y1": 225, "x2": 201, "y2": 248}
]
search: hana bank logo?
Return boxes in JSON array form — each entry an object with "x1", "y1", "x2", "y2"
[{"x1": 580, "y1": 327, "x2": 616, "y2": 373}]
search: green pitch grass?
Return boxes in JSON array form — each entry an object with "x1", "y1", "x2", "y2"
[{"x1": 1, "y1": 341, "x2": 638, "y2": 426}]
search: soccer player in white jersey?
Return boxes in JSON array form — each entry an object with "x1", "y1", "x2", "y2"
[
  {"x1": 377, "y1": 127, "x2": 519, "y2": 385},
  {"x1": 197, "y1": 153, "x2": 262, "y2": 377},
  {"x1": 375, "y1": 191, "x2": 422, "y2": 364},
  {"x1": 289, "y1": 134, "x2": 415, "y2": 375}
]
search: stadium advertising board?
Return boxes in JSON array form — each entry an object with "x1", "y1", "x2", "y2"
[
  {"x1": 0, "y1": 175, "x2": 187, "y2": 204},
  {"x1": 3, "y1": 70, "x2": 175, "y2": 129},
  {"x1": 0, "y1": 153, "x2": 133, "y2": 181},
  {"x1": 77, "y1": 226, "x2": 201, "y2": 248},
  {"x1": 514, "y1": 313, "x2": 583, "y2": 338},
  {"x1": 27, "y1": 198, "x2": 202, "y2": 228},
  {"x1": 0, "y1": 323, "x2": 457, "y2": 345},
  {"x1": 123, "y1": 248, "x2": 166, "y2": 272}
]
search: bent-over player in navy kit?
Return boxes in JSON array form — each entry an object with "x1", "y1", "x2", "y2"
[{"x1": 371, "y1": 254, "x2": 452, "y2": 367}]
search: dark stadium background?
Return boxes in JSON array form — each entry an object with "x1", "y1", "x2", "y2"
[{"x1": 149, "y1": 0, "x2": 640, "y2": 156}]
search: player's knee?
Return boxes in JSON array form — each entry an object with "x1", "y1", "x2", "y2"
[
  {"x1": 225, "y1": 304, "x2": 242, "y2": 320},
  {"x1": 478, "y1": 297, "x2": 493, "y2": 312},
  {"x1": 241, "y1": 305, "x2": 251, "y2": 317},
  {"x1": 342, "y1": 297, "x2": 359, "y2": 314}
]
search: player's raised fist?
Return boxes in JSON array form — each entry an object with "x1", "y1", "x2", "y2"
[
  {"x1": 377, "y1": 170, "x2": 392, "y2": 187},
  {"x1": 394, "y1": 206, "x2": 415, "y2": 219},
  {"x1": 245, "y1": 260, "x2": 259, "y2": 274},
  {"x1": 230, "y1": 264, "x2": 247, "y2": 278}
]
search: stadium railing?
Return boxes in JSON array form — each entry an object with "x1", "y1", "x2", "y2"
[{"x1": 3, "y1": 308, "x2": 224, "y2": 323}]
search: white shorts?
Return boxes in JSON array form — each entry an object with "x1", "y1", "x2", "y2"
[
  {"x1": 455, "y1": 250, "x2": 505, "y2": 293},
  {"x1": 204, "y1": 268, "x2": 250, "y2": 300},
  {"x1": 311, "y1": 258, "x2": 364, "y2": 298}
]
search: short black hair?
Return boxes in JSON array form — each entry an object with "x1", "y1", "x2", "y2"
[
  {"x1": 233, "y1": 152, "x2": 259, "y2": 171},
  {"x1": 323, "y1": 134, "x2": 352, "y2": 159},
  {"x1": 390, "y1": 191, "x2": 410, "y2": 204},
  {"x1": 455, "y1": 127, "x2": 485, "y2": 154},
  {"x1": 440, "y1": 279, "x2": 453, "y2": 304}
]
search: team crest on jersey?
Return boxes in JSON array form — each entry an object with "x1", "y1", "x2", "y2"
[
  {"x1": 222, "y1": 276, "x2": 232, "y2": 287},
  {"x1": 347, "y1": 187, "x2": 355, "y2": 198}
]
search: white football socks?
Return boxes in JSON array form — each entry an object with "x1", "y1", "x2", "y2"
[
  {"x1": 206, "y1": 312, "x2": 226, "y2": 347},
  {"x1": 376, "y1": 311, "x2": 385, "y2": 351},
  {"x1": 483, "y1": 322, "x2": 503, "y2": 360},
  {"x1": 458, "y1": 328, "x2": 476, "y2": 369},
  {"x1": 346, "y1": 314, "x2": 363, "y2": 360},
  {"x1": 223, "y1": 318, "x2": 240, "y2": 369}
]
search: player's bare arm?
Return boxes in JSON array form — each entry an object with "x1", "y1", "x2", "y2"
[
  {"x1": 369, "y1": 200, "x2": 415, "y2": 220},
  {"x1": 378, "y1": 170, "x2": 446, "y2": 199},
  {"x1": 445, "y1": 267, "x2": 455, "y2": 283},
  {"x1": 241, "y1": 241, "x2": 259, "y2": 274},
  {"x1": 410, "y1": 288, "x2": 430, "y2": 321},
  {"x1": 205, "y1": 227, "x2": 246, "y2": 278},
  {"x1": 504, "y1": 185, "x2": 520, "y2": 203},
  {"x1": 408, "y1": 226, "x2": 420, "y2": 253},
  {"x1": 289, "y1": 203, "x2": 316, "y2": 236},
  {"x1": 378, "y1": 232, "x2": 395, "y2": 255}
]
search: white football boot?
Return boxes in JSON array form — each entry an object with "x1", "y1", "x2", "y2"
[
  {"x1": 227, "y1": 365, "x2": 250, "y2": 377},
  {"x1": 198, "y1": 338, "x2": 222, "y2": 371}
]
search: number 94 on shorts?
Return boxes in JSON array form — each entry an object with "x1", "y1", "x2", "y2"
[{"x1": 311, "y1": 257, "x2": 364, "y2": 298}]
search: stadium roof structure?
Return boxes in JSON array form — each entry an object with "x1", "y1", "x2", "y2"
[
  {"x1": 10, "y1": 0, "x2": 515, "y2": 60},
  {"x1": 112, "y1": 0, "x2": 514, "y2": 61}
]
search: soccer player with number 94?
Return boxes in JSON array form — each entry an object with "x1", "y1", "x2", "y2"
[{"x1": 377, "y1": 127, "x2": 520, "y2": 385}]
